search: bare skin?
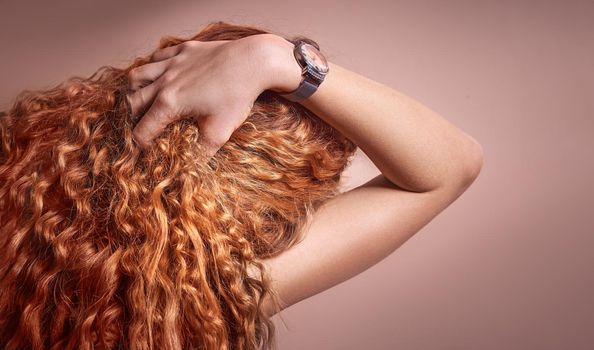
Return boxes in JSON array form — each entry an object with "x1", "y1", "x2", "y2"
[
  {"x1": 126, "y1": 37, "x2": 265, "y2": 154},
  {"x1": 126, "y1": 33, "x2": 484, "y2": 317}
]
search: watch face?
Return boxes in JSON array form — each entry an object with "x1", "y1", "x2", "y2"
[{"x1": 300, "y1": 43, "x2": 329, "y2": 74}]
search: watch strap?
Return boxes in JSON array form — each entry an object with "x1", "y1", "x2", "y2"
[{"x1": 280, "y1": 77, "x2": 319, "y2": 102}]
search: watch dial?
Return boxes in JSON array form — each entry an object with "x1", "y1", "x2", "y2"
[{"x1": 301, "y1": 43, "x2": 329, "y2": 74}]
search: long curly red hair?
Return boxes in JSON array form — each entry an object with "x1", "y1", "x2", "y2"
[{"x1": 0, "y1": 21, "x2": 357, "y2": 349}]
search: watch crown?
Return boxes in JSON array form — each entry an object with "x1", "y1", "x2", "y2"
[{"x1": 279, "y1": 38, "x2": 329, "y2": 102}]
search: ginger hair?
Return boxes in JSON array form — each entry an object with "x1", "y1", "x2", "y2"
[{"x1": 0, "y1": 21, "x2": 357, "y2": 349}]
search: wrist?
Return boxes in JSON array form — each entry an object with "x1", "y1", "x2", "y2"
[{"x1": 251, "y1": 34, "x2": 303, "y2": 94}]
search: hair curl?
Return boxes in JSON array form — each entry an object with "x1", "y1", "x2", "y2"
[{"x1": 0, "y1": 21, "x2": 357, "y2": 350}]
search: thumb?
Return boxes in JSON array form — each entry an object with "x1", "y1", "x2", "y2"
[
  {"x1": 197, "y1": 104, "x2": 251, "y2": 160},
  {"x1": 198, "y1": 116, "x2": 235, "y2": 160}
]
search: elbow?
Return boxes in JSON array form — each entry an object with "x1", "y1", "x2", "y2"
[
  {"x1": 459, "y1": 137, "x2": 485, "y2": 189},
  {"x1": 428, "y1": 137, "x2": 484, "y2": 194}
]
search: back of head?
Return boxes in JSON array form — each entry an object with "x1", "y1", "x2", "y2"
[{"x1": 0, "y1": 21, "x2": 357, "y2": 350}]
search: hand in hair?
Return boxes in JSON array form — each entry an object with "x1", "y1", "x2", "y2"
[{"x1": 126, "y1": 34, "x2": 280, "y2": 157}]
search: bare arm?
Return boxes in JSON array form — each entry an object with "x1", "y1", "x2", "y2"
[
  {"x1": 124, "y1": 32, "x2": 484, "y2": 318},
  {"x1": 250, "y1": 34, "x2": 484, "y2": 317}
]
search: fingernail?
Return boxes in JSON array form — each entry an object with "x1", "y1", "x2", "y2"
[
  {"x1": 125, "y1": 94, "x2": 134, "y2": 118},
  {"x1": 131, "y1": 129, "x2": 143, "y2": 148}
]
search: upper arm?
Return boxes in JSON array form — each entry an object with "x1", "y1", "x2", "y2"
[{"x1": 254, "y1": 173, "x2": 475, "y2": 317}]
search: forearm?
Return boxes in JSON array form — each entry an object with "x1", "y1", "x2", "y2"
[{"x1": 257, "y1": 34, "x2": 483, "y2": 193}]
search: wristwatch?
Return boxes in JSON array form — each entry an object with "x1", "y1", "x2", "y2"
[{"x1": 279, "y1": 39, "x2": 330, "y2": 102}]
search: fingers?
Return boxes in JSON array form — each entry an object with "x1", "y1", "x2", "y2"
[
  {"x1": 198, "y1": 102, "x2": 254, "y2": 159},
  {"x1": 131, "y1": 90, "x2": 177, "y2": 149},
  {"x1": 198, "y1": 117, "x2": 234, "y2": 160},
  {"x1": 150, "y1": 43, "x2": 184, "y2": 62},
  {"x1": 126, "y1": 82, "x2": 159, "y2": 119},
  {"x1": 127, "y1": 60, "x2": 170, "y2": 91}
]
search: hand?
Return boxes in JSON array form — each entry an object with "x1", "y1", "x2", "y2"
[{"x1": 125, "y1": 34, "x2": 274, "y2": 157}]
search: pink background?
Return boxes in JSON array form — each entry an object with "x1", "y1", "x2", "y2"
[{"x1": 1, "y1": 1, "x2": 593, "y2": 349}]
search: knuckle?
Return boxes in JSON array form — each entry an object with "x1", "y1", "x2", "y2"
[
  {"x1": 168, "y1": 55, "x2": 183, "y2": 65},
  {"x1": 180, "y1": 41, "x2": 193, "y2": 51},
  {"x1": 127, "y1": 67, "x2": 140, "y2": 81},
  {"x1": 160, "y1": 71, "x2": 176, "y2": 84},
  {"x1": 183, "y1": 40, "x2": 198, "y2": 48},
  {"x1": 156, "y1": 88, "x2": 176, "y2": 108}
]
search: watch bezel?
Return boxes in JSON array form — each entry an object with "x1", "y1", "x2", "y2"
[{"x1": 294, "y1": 42, "x2": 329, "y2": 81}]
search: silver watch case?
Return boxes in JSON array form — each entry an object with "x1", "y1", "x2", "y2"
[{"x1": 281, "y1": 41, "x2": 329, "y2": 102}]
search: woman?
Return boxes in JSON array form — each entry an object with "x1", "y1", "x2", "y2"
[{"x1": 0, "y1": 21, "x2": 483, "y2": 350}]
